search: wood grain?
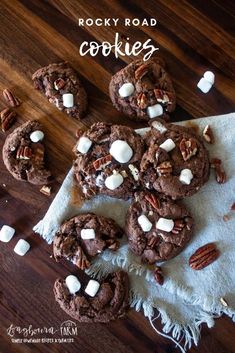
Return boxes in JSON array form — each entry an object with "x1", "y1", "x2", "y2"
[{"x1": 0, "y1": 1, "x2": 234, "y2": 352}]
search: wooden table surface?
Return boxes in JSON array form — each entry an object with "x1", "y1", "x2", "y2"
[{"x1": 0, "y1": 1, "x2": 235, "y2": 352}]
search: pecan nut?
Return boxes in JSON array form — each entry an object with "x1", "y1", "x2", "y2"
[
  {"x1": 137, "y1": 92, "x2": 148, "y2": 109},
  {"x1": 147, "y1": 235, "x2": 160, "y2": 249},
  {"x1": 154, "y1": 89, "x2": 173, "y2": 105},
  {"x1": 93, "y1": 154, "x2": 112, "y2": 171},
  {"x1": 75, "y1": 246, "x2": 90, "y2": 270},
  {"x1": 1, "y1": 108, "x2": 16, "y2": 132},
  {"x1": 203, "y1": 124, "x2": 214, "y2": 144},
  {"x1": 211, "y1": 158, "x2": 226, "y2": 184},
  {"x1": 145, "y1": 194, "x2": 160, "y2": 209},
  {"x1": 3, "y1": 89, "x2": 21, "y2": 107},
  {"x1": 54, "y1": 78, "x2": 66, "y2": 90},
  {"x1": 179, "y1": 138, "x2": 198, "y2": 161},
  {"x1": 154, "y1": 266, "x2": 164, "y2": 285},
  {"x1": 172, "y1": 219, "x2": 185, "y2": 234},
  {"x1": 16, "y1": 146, "x2": 33, "y2": 160},
  {"x1": 189, "y1": 243, "x2": 220, "y2": 270},
  {"x1": 157, "y1": 161, "x2": 172, "y2": 175},
  {"x1": 135, "y1": 63, "x2": 149, "y2": 80}
]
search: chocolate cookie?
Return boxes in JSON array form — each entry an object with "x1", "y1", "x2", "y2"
[
  {"x1": 125, "y1": 191, "x2": 194, "y2": 263},
  {"x1": 54, "y1": 271, "x2": 129, "y2": 323},
  {"x1": 140, "y1": 120, "x2": 210, "y2": 199},
  {"x1": 32, "y1": 62, "x2": 87, "y2": 120},
  {"x1": 2, "y1": 120, "x2": 52, "y2": 185},
  {"x1": 73, "y1": 122, "x2": 145, "y2": 200},
  {"x1": 53, "y1": 213, "x2": 123, "y2": 270},
  {"x1": 109, "y1": 58, "x2": 176, "y2": 122}
]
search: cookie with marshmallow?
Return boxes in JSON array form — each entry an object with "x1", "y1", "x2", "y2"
[
  {"x1": 54, "y1": 271, "x2": 129, "y2": 322},
  {"x1": 109, "y1": 57, "x2": 176, "y2": 122},
  {"x1": 140, "y1": 119, "x2": 210, "y2": 199},
  {"x1": 125, "y1": 191, "x2": 194, "y2": 263},
  {"x1": 73, "y1": 122, "x2": 145, "y2": 200},
  {"x1": 53, "y1": 213, "x2": 123, "y2": 270}
]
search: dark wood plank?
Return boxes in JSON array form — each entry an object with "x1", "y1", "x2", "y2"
[{"x1": 0, "y1": 1, "x2": 235, "y2": 352}]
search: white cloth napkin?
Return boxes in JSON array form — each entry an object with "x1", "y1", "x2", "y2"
[{"x1": 34, "y1": 113, "x2": 235, "y2": 351}]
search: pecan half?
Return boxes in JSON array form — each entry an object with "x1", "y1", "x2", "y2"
[
  {"x1": 157, "y1": 161, "x2": 172, "y2": 175},
  {"x1": 211, "y1": 158, "x2": 226, "y2": 184},
  {"x1": 172, "y1": 219, "x2": 185, "y2": 234},
  {"x1": 179, "y1": 138, "x2": 198, "y2": 161},
  {"x1": 154, "y1": 89, "x2": 173, "y2": 105},
  {"x1": 75, "y1": 246, "x2": 90, "y2": 270},
  {"x1": 54, "y1": 78, "x2": 66, "y2": 90},
  {"x1": 154, "y1": 266, "x2": 164, "y2": 285},
  {"x1": 135, "y1": 64, "x2": 149, "y2": 80},
  {"x1": 147, "y1": 235, "x2": 160, "y2": 249},
  {"x1": 145, "y1": 194, "x2": 160, "y2": 209},
  {"x1": 1, "y1": 108, "x2": 16, "y2": 132},
  {"x1": 93, "y1": 154, "x2": 112, "y2": 171},
  {"x1": 16, "y1": 146, "x2": 33, "y2": 160},
  {"x1": 3, "y1": 89, "x2": 21, "y2": 107},
  {"x1": 137, "y1": 92, "x2": 148, "y2": 109},
  {"x1": 203, "y1": 124, "x2": 214, "y2": 144},
  {"x1": 189, "y1": 243, "x2": 220, "y2": 270}
]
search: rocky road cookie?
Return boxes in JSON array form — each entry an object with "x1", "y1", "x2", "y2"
[
  {"x1": 73, "y1": 122, "x2": 145, "y2": 200},
  {"x1": 140, "y1": 120, "x2": 210, "y2": 199},
  {"x1": 125, "y1": 191, "x2": 193, "y2": 263},
  {"x1": 32, "y1": 62, "x2": 87, "y2": 120},
  {"x1": 109, "y1": 57, "x2": 176, "y2": 122},
  {"x1": 54, "y1": 271, "x2": 129, "y2": 323},
  {"x1": 53, "y1": 213, "x2": 123, "y2": 270},
  {"x1": 2, "y1": 120, "x2": 51, "y2": 185}
]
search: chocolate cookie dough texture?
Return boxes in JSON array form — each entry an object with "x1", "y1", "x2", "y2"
[
  {"x1": 109, "y1": 58, "x2": 176, "y2": 122},
  {"x1": 125, "y1": 191, "x2": 194, "y2": 263},
  {"x1": 54, "y1": 271, "x2": 129, "y2": 323},
  {"x1": 53, "y1": 213, "x2": 123, "y2": 270},
  {"x1": 2, "y1": 120, "x2": 51, "y2": 185},
  {"x1": 140, "y1": 120, "x2": 210, "y2": 199},
  {"x1": 32, "y1": 62, "x2": 87, "y2": 120},
  {"x1": 73, "y1": 122, "x2": 145, "y2": 200}
]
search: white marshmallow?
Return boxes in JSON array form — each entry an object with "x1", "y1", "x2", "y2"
[
  {"x1": 138, "y1": 215, "x2": 152, "y2": 232},
  {"x1": 0, "y1": 225, "x2": 15, "y2": 243},
  {"x1": 85, "y1": 279, "x2": 100, "y2": 297},
  {"x1": 203, "y1": 71, "x2": 215, "y2": 85},
  {"x1": 159, "y1": 138, "x2": 176, "y2": 152},
  {"x1": 151, "y1": 121, "x2": 167, "y2": 134},
  {"x1": 62, "y1": 93, "x2": 74, "y2": 108},
  {"x1": 156, "y1": 218, "x2": 174, "y2": 232},
  {"x1": 30, "y1": 130, "x2": 44, "y2": 143},
  {"x1": 14, "y1": 239, "x2": 30, "y2": 256},
  {"x1": 197, "y1": 77, "x2": 212, "y2": 93},
  {"x1": 77, "y1": 136, "x2": 92, "y2": 154},
  {"x1": 109, "y1": 140, "x2": 133, "y2": 163},
  {"x1": 81, "y1": 228, "x2": 95, "y2": 240},
  {"x1": 118, "y1": 82, "x2": 135, "y2": 97},
  {"x1": 147, "y1": 104, "x2": 163, "y2": 118},
  {"x1": 65, "y1": 275, "x2": 81, "y2": 294},
  {"x1": 179, "y1": 169, "x2": 193, "y2": 185},
  {"x1": 105, "y1": 173, "x2": 124, "y2": 190}
]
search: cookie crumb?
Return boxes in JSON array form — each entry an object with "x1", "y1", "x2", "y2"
[
  {"x1": 40, "y1": 185, "x2": 52, "y2": 196},
  {"x1": 231, "y1": 203, "x2": 235, "y2": 211},
  {"x1": 223, "y1": 214, "x2": 230, "y2": 222},
  {"x1": 220, "y1": 297, "x2": 228, "y2": 307}
]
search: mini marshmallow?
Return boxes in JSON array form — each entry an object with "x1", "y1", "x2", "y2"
[
  {"x1": 65, "y1": 275, "x2": 81, "y2": 295},
  {"x1": 62, "y1": 93, "x2": 74, "y2": 108},
  {"x1": 85, "y1": 279, "x2": 100, "y2": 297},
  {"x1": 30, "y1": 130, "x2": 44, "y2": 143},
  {"x1": 159, "y1": 138, "x2": 176, "y2": 152},
  {"x1": 77, "y1": 136, "x2": 92, "y2": 154},
  {"x1": 118, "y1": 82, "x2": 135, "y2": 98},
  {"x1": 179, "y1": 169, "x2": 193, "y2": 185},
  {"x1": 109, "y1": 140, "x2": 133, "y2": 163},
  {"x1": 147, "y1": 104, "x2": 163, "y2": 119},
  {"x1": 81, "y1": 228, "x2": 95, "y2": 240},
  {"x1": 203, "y1": 71, "x2": 215, "y2": 85},
  {"x1": 197, "y1": 77, "x2": 212, "y2": 93},
  {"x1": 14, "y1": 239, "x2": 30, "y2": 256},
  {"x1": 138, "y1": 215, "x2": 152, "y2": 232},
  {"x1": 156, "y1": 218, "x2": 174, "y2": 232},
  {"x1": 0, "y1": 225, "x2": 15, "y2": 243},
  {"x1": 105, "y1": 173, "x2": 124, "y2": 190},
  {"x1": 152, "y1": 121, "x2": 167, "y2": 134},
  {"x1": 128, "y1": 164, "x2": 139, "y2": 181}
]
